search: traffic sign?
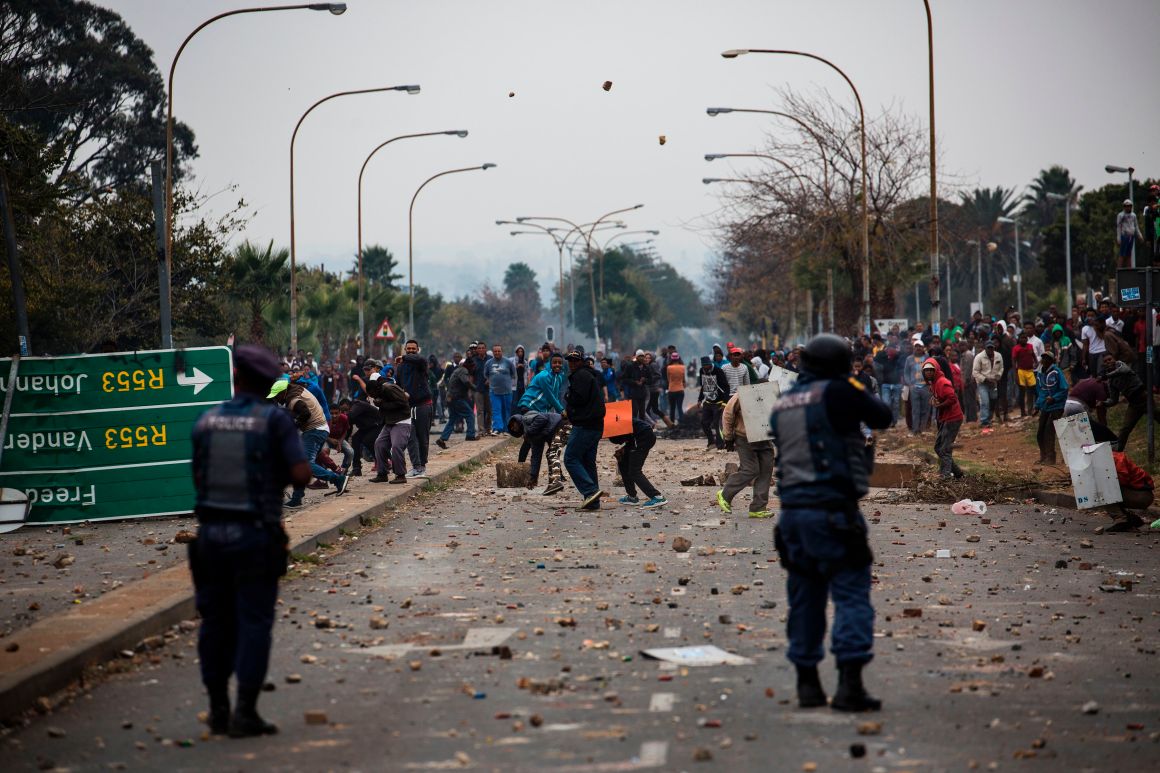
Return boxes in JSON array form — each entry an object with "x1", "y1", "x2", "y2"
[
  {"x1": 0, "y1": 347, "x2": 233, "y2": 524},
  {"x1": 374, "y1": 317, "x2": 395, "y2": 340}
]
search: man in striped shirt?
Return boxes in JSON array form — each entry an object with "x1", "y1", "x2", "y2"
[{"x1": 721, "y1": 347, "x2": 752, "y2": 395}]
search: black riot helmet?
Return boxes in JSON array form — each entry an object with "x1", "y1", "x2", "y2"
[{"x1": 800, "y1": 334, "x2": 852, "y2": 379}]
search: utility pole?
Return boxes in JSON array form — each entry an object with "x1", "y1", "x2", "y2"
[
  {"x1": 0, "y1": 170, "x2": 30, "y2": 355},
  {"x1": 151, "y1": 161, "x2": 172, "y2": 348}
]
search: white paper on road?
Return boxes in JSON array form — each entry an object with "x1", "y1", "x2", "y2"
[
  {"x1": 736, "y1": 381, "x2": 780, "y2": 441},
  {"x1": 1055, "y1": 414, "x2": 1122, "y2": 509},
  {"x1": 640, "y1": 645, "x2": 753, "y2": 666},
  {"x1": 358, "y1": 626, "x2": 518, "y2": 659}
]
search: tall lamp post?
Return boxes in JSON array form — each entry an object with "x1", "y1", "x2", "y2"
[
  {"x1": 722, "y1": 48, "x2": 871, "y2": 333},
  {"x1": 357, "y1": 130, "x2": 468, "y2": 353},
  {"x1": 409, "y1": 164, "x2": 497, "y2": 334},
  {"x1": 165, "y1": 2, "x2": 347, "y2": 348},
  {"x1": 1047, "y1": 192, "x2": 1073, "y2": 306},
  {"x1": 516, "y1": 205, "x2": 644, "y2": 346},
  {"x1": 500, "y1": 221, "x2": 568, "y2": 344},
  {"x1": 997, "y1": 216, "x2": 1022, "y2": 318},
  {"x1": 1106, "y1": 164, "x2": 1136, "y2": 267},
  {"x1": 290, "y1": 83, "x2": 420, "y2": 353},
  {"x1": 921, "y1": 1, "x2": 939, "y2": 332},
  {"x1": 966, "y1": 238, "x2": 983, "y2": 316}
]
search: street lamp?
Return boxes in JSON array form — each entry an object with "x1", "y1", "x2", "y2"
[
  {"x1": 1046, "y1": 192, "x2": 1074, "y2": 306},
  {"x1": 602, "y1": 230, "x2": 659, "y2": 251},
  {"x1": 290, "y1": 83, "x2": 420, "y2": 353},
  {"x1": 514, "y1": 206, "x2": 644, "y2": 344},
  {"x1": 705, "y1": 152, "x2": 810, "y2": 197},
  {"x1": 500, "y1": 221, "x2": 568, "y2": 346},
  {"x1": 722, "y1": 48, "x2": 871, "y2": 333},
  {"x1": 355, "y1": 130, "x2": 467, "y2": 354},
  {"x1": 997, "y1": 216, "x2": 1022, "y2": 318},
  {"x1": 1106, "y1": 164, "x2": 1137, "y2": 267},
  {"x1": 409, "y1": 164, "x2": 496, "y2": 335},
  {"x1": 966, "y1": 238, "x2": 983, "y2": 316},
  {"x1": 164, "y1": 2, "x2": 347, "y2": 348},
  {"x1": 706, "y1": 107, "x2": 830, "y2": 193}
]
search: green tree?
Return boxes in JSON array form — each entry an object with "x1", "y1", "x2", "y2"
[
  {"x1": 353, "y1": 244, "x2": 403, "y2": 289},
  {"x1": 504, "y1": 261, "x2": 540, "y2": 301},
  {"x1": 0, "y1": 0, "x2": 197, "y2": 200},
  {"x1": 223, "y1": 240, "x2": 289, "y2": 345}
]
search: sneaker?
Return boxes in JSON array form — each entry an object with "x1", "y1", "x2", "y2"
[
  {"x1": 640, "y1": 495, "x2": 667, "y2": 509},
  {"x1": 436, "y1": 438, "x2": 449, "y2": 450},
  {"x1": 369, "y1": 474, "x2": 392, "y2": 483},
  {"x1": 980, "y1": 426, "x2": 993, "y2": 435},
  {"x1": 619, "y1": 495, "x2": 640, "y2": 505},
  {"x1": 390, "y1": 475, "x2": 408, "y2": 484},
  {"x1": 580, "y1": 490, "x2": 603, "y2": 509},
  {"x1": 334, "y1": 475, "x2": 349, "y2": 496},
  {"x1": 465, "y1": 436, "x2": 480, "y2": 442},
  {"x1": 407, "y1": 467, "x2": 427, "y2": 477},
  {"x1": 307, "y1": 479, "x2": 328, "y2": 490},
  {"x1": 716, "y1": 489, "x2": 732, "y2": 514},
  {"x1": 349, "y1": 469, "x2": 362, "y2": 478},
  {"x1": 542, "y1": 480, "x2": 565, "y2": 496},
  {"x1": 283, "y1": 498, "x2": 304, "y2": 510},
  {"x1": 1151, "y1": 517, "x2": 1160, "y2": 530},
  {"x1": 578, "y1": 499, "x2": 601, "y2": 511},
  {"x1": 748, "y1": 510, "x2": 773, "y2": 519}
]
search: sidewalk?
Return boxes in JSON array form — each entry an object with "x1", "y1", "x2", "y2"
[{"x1": 0, "y1": 434, "x2": 514, "y2": 720}]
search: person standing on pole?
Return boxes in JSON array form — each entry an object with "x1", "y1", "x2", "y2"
[
  {"x1": 768, "y1": 334, "x2": 892, "y2": 712},
  {"x1": 189, "y1": 345, "x2": 310, "y2": 737}
]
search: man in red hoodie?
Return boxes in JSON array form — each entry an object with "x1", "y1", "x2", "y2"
[{"x1": 924, "y1": 358, "x2": 964, "y2": 478}]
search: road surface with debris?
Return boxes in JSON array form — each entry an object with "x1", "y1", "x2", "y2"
[{"x1": 2, "y1": 439, "x2": 1158, "y2": 771}]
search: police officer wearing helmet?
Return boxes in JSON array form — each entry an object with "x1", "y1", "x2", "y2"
[
  {"x1": 768, "y1": 333, "x2": 892, "y2": 712},
  {"x1": 189, "y1": 345, "x2": 311, "y2": 737}
]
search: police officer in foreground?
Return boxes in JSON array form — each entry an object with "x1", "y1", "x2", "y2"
[
  {"x1": 768, "y1": 334, "x2": 893, "y2": 711},
  {"x1": 190, "y1": 345, "x2": 310, "y2": 737}
]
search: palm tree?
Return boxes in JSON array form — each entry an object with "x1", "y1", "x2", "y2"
[
  {"x1": 1020, "y1": 165, "x2": 1082, "y2": 235},
  {"x1": 225, "y1": 240, "x2": 290, "y2": 344}
]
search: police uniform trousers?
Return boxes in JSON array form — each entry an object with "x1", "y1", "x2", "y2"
[
  {"x1": 191, "y1": 519, "x2": 283, "y2": 694},
  {"x1": 777, "y1": 507, "x2": 874, "y2": 667}
]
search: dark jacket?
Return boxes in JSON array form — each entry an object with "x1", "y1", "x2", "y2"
[
  {"x1": 447, "y1": 366, "x2": 474, "y2": 401},
  {"x1": 1105, "y1": 360, "x2": 1145, "y2": 405},
  {"x1": 365, "y1": 378, "x2": 411, "y2": 424},
  {"x1": 609, "y1": 418, "x2": 656, "y2": 450},
  {"x1": 399, "y1": 353, "x2": 431, "y2": 407},
  {"x1": 565, "y1": 364, "x2": 606, "y2": 429}
]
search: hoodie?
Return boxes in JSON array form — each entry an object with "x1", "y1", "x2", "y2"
[{"x1": 924, "y1": 357, "x2": 962, "y2": 423}]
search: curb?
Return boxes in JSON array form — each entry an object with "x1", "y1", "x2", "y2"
[{"x1": 0, "y1": 435, "x2": 515, "y2": 721}]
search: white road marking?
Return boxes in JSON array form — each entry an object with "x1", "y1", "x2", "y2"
[{"x1": 358, "y1": 627, "x2": 517, "y2": 658}]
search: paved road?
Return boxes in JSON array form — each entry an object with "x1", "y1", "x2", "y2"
[{"x1": 2, "y1": 439, "x2": 1158, "y2": 771}]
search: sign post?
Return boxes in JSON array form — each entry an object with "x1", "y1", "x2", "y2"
[
  {"x1": 0, "y1": 347, "x2": 233, "y2": 524},
  {"x1": 1116, "y1": 268, "x2": 1157, "y2": 463}
]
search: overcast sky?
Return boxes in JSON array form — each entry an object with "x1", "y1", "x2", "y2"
[{"x1": 100, "y1": 0, "x2": 1159, "y2": 302}]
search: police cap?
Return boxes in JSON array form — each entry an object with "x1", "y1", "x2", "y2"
[{"x1": 800, "y1": 334, "x2": 852, "y2": 379}]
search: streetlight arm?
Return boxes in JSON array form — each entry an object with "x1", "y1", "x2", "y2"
[
  {"x1": 165, "y1": 2, "x2": 346, "y2": 346},
  {"x1": 707, "y1": 107, "x2": 831, "y2": 194},
  {"x1": 706, "y1": 153, "x2": 811, "y2": 198},
  {"x1": 602, "y1": 230, "x2": 660, "y2": 252}
]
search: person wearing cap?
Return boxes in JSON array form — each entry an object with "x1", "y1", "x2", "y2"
[
  {"x1": 666, "y1": 352, "x2": 686, "y2": 424},
  {"x1": 1116, "y1": 198, "x2": 1144, "y2": 270},
  {"x1": 697, "y1": 355, "x2": 730, "y2": 449},
  {"x1": 268, "y1": 378, "x2": 349, "y2": 507},
  {"x1": 769, "y1": 334, "x2": 893, "y2": 712},
  {"x1": 973, "y1": 338, "x2": 1003, "y2": 434},
  {"x1": 620, "y1": 350, "x2": 648, "y2": 422},
  {"x1": 1034, "y1": 351, "x2": 1068, "y2": 464},
  {"x1": 436, "y1": 356, "x2": 479, "y2": 448},
  {"x1": 563, "y1": 347, "x2": 606, "y2": 510},
  {"x1": 1143, "y1": 189, "x2": 1159, "y2": 264},
  {"x1": 923, "y1": 356, "x2": 964, "y2": 479},
  {"x1": 721, "y1": 346, "x2": 752, "y2": 396},
  {"x1": 189, "y1": 345, "x2": 310, "y2": 737}
]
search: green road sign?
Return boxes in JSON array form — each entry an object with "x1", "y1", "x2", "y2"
[{"x1": 0, "y1": 347, "x2": 234, "y2": 524}]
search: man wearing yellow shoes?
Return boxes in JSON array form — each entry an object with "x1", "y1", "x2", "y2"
[{"x1": 716, "y1": 389, "x2": 775, "y2": 519}]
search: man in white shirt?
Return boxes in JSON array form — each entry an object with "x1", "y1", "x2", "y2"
[
  {"x1": 1081, "y1": 317, "x2": 1108, "y2": 377},
  {"x1": 721, "y1": 347, "x2": 751, "y2": 395}
]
